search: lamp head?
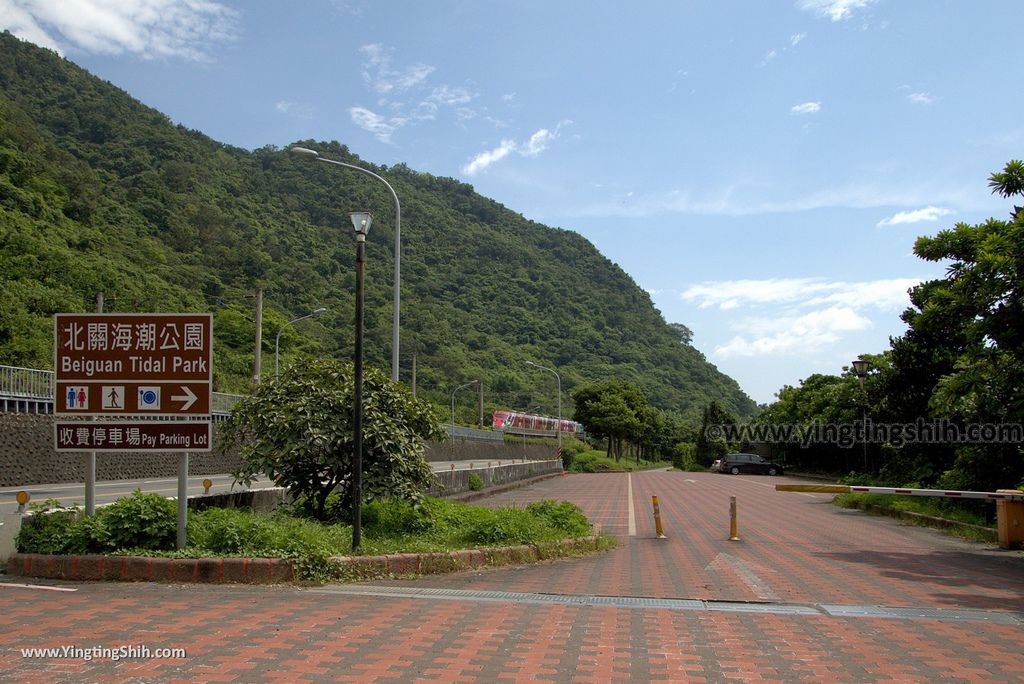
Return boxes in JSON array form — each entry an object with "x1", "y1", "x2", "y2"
[
  {"x1": 851, "y1": 359, "x2": 870, "y2": 377},
  {"x1": 312, "y1": 307, "x2": 327, "y2": 316},
  {"x1": 289, "y1": 146, "x2": 320, "y2": 159},
  {"x1": 349, "y1": 212, "x2": 372, "y2": 236}
]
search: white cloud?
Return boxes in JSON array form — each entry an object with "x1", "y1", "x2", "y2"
[
  {"x1": 359, "y1": 43, "x2": 434, "y2": 94},
  {"x1": 462, "y1": 120, "x2": 573, "y2": 174},
  {"x1": 791, "y1": 101, "x2": 821, "y2": 115},
  {"x1": 907, "y1": 92, "x2": 934, "y2": 104},
  {"x1": 758, "y1": 49, "x2": 778, "y2": 67},
  {"x1": 349, "y1": 106, "x2": 405, "y2": 144},
  {"x1": 0, "y1": 0, "x2": 237, "y2": 60},
  {"x1": 275, "y1": 100, "x2": 313, "y2": 119},
  {"x1": 462, "y1": 139, "x2": 516, "y2": 175},
  {"x1": 682, "y1": 277, "x2": 921, "y2": 312},
  {"x1": 796, "y1": 0, "x2": 877, "y2": 22},
  {"x1": 877, "y1": 206, "x2": 953, "y2": 226},
  {"x1": 523, "y1": 128, "x2": 555, "y2": 157},
  {"x1": 714, "y1": 306, "x2": 872, "y2": 358},
  {"x1": 501, "y1": 92, "x2": 516, "y2": 102},
  {"x1": 791, "y1": 32, "x2": 807, "y2": 46}
]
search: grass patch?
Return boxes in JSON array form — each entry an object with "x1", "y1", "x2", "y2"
[
  {"x1": 17, "y1": 492, "x2": 602, "y2": 582},
  {"x1": 833, "y1": 492, "x2": 997, "y2": 542},
  {"x1": 569, "y1": 450, "x2": 670, "y2": 473}
]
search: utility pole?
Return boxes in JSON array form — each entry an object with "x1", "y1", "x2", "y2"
[
  {"x1": 253, "y1": 288, "x2": 263, "y2": 385},
  {"x1": 478, "y1": 379, "x2": 484, "y2": 428},
  {"x1": 411, "y1": 351, "x2": 417, "y2": 397}
]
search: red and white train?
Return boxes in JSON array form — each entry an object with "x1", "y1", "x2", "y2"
[{"x1": 492, "y1": 410, "x2": 585, "y2": 437}]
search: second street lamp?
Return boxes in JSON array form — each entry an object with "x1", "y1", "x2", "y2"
[
  {"x1": 350, "y1": 211, "x2": 372, "y2": 552},
  {"x1": 526, "y1": 361, "x2": 562, "y2": 452},
  {"x1": 274, "y1": 307, "x2": 327, "y2": 382},
  {"x1": 851, "y1": 358, "x2": 871, "y2": 472},
  {"x1": 290, "y1": 146, "x2": 401, "y2": 383}
]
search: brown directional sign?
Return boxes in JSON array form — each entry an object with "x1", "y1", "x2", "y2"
[
  {"x1": 54, "y1": 313, "x2": 212, "y2": 417},
  {"x1": 54, "y1": 421, "x2": 212, "y2": 453}
]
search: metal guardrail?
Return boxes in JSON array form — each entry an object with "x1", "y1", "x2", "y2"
[
  {"x1": 0, "y1": 365, "x2": 245, "y2": 416},
  {"x1": 0, "y1": 365, "x2": 54, "y2": 399}
]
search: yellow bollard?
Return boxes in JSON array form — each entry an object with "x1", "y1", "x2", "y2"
[
  {"x1": 729, "y1": 496, "x2": 739, "y2": 541},
  {"x1": 450, "y1": 463, "x2": 455, "y2": 471},
  {"x1": 15, "y1": 490, "x2": 30, "y2": 514},
  {"x1": 202, "y1": 479, "x2": 212, "y2": 494},
  {"x1": 652, "y1": 495, "x2": 666, "y2": 538},
  {"x1": 469, "y1": 462, "x2": 474, "y2": 470}
]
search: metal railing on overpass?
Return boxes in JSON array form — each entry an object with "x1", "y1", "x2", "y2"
[{"x1": 0, "y1": 365, "x2": 244, "y2": 417}]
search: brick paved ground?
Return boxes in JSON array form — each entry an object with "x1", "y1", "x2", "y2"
[{"x1": 2, "y1": 470, "x2": 1022, "y2": 682}]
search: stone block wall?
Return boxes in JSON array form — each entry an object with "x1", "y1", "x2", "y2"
[{"x1": 0, "y1": 413, "x2": 242, "y2": 487}]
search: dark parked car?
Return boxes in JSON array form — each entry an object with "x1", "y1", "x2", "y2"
[{"x1": 716, "y1": 453, "x2": 784, "y2": 476}]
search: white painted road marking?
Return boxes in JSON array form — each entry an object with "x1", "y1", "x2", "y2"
[
  {"x1": 0, "y1": 582, "x2": 77, "y2": 592},
  {"x1": 627, "y1": 473, "x2": 636, "y2": 536}
]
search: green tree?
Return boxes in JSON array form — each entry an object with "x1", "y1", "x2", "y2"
[
  {"x1": 572, "y1": 379, "x2": 648, "y2": 461},
  {"x1": 220, "y1": 359, "x2": 444, "y2": 520},
  {"x1": 694, "y1": 401, "x2": 736, "y2": 467}
]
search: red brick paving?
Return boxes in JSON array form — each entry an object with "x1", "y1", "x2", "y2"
[{"x1": 2, "y1": 470, "x2": 1023, "y2": 681}]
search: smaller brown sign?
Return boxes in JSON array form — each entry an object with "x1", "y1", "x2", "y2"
[
  {"x1": 54, "y1": 422, "x2": 212, "y2": 453},
  {"x1": 55, "y1": 382, "x2": 210, "y2": 416}
]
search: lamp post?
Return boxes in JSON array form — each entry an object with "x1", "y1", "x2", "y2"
[
  {"x1": 450, "y1": 380, "x2": 479, "y2": 434},
  {"x1": 350, "y1": 211, "x2": 372, "y2": 552},
  {"x1": 526, "y1": 361, "x2": 562, "y2": 452},
  {"x1": 289, "y1": 146, "x2": 401, "y2": 383},
  {"x1": 274, "y1": 307, "x2": 327, "y2": 382},
  {"x1": 851, "y1": 358, "x2": 870, "y2": 472}
]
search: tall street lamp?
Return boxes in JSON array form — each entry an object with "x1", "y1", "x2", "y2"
[
  {"x1": 450, "y1": 380, "x2": 479, "y2": 434},
  {"x1": 851, "y1": 358, "x2": 871, "y2": 472},
  {"x1": 350, "y1": 211, "x2": 372, "y2": 552},
  {"x1": 289, "y1": 146, "x2": 401, "y2": 383},
  {"x1": 526, "y1": 361, "x2": 562, "y2": 452},
  {"x1": 274, "y1": 307, "x2": 327, "y2": 382}
]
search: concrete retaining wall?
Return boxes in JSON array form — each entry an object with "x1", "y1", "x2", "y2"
[{"x1": 430, "y1": 459, "x2": 563, "y2": 497}]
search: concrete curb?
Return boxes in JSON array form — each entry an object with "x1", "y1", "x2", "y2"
[
  {"x1": 330, "y1": 535, "x2": 604, "y2": 580},
  {"x1": 5, "y1": 535, "x2": 606, "y2": 584},
  {"x1": 5, "y1": 553, "x2": 294, "y2": 583},
  {"x1": 847, "y1": 501, "x2": 997, "y2": 539}
]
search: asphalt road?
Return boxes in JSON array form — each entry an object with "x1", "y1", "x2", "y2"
[{"x1": 0, "y1": 458, "x2": 549, "y2": 510}]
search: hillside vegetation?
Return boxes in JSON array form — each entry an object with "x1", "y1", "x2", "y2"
[{"x1": 0, "y1": 32, "x2": 755, "y2": 421}]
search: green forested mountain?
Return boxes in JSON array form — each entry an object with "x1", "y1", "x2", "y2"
[{"x1": 0, "y1": 32, "x2": 755, "y2": 421}]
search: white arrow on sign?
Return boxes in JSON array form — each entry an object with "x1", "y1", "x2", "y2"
[{"x1": 171, "y1": 386, "x2": 198, "y2": 411}]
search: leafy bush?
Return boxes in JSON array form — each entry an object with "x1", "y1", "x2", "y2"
[
  {"x1": 671, "y1": 442, "x2": 700, "y2": 471},
  {"x1": 464, "y1": 508, "x2": 543, "y2": 545},
  {"x1": 362, "y1": 499, "x2": 434, "y2": 537},
  {"x1": 467, "y1": 472, "x2": 484, "y2": 491},
  {"x1": 557, "y1": 437, "x2": 589, "y2": 470},
  {"x1": 524, "y1": 500, "x2": 590, "y2": 537},
  {"x1": 16, "y1": 500, "x2": 94, "y2": 555},
  {"x1": 101, "y1": 491, "x2": 177, "y2": 551}
]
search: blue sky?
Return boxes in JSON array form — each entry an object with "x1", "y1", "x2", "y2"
[{"x1": 5, "y1": 0, "x2": 1023, "y2": 404}]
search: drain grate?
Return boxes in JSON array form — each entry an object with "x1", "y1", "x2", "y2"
[
  {"x1": 820, "y1": 604, "x2": 1024, "y2": 625},
  {"x1": 309, "y1": 585, "x2": 1024, "y2": 625}
]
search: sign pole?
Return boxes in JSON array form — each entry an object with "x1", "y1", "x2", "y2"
[
  {"x1": 85, "y1": 292, "x2": 103, "y2": 516},
  {"x1": 177, "y1": 451, "x2": 188, "y2": 550}
]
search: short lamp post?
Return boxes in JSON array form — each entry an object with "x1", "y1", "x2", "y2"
[
  {"x1": 851, "y1": 358, "x2": 870, "y2": 472},
  {"x1": 526, "y1": 361, "x2": 562, "y2": 452},
  {"x1": 274, "y1": 307, "x2": 327, "y2": 382},
  {"x1": 290, "y1": 146, "x2": 401, "y2": 383},
  {"x1": 350, "y1": 211, "x2": 372, "y2": 552}
]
